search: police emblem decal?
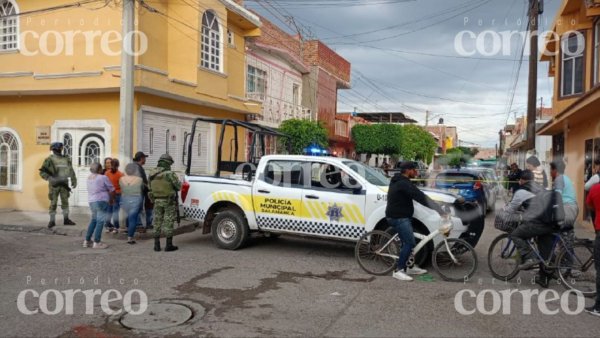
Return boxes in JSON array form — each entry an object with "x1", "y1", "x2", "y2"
[{"x1": 326, "y1": 203, "x2": 343, "y2": 222}]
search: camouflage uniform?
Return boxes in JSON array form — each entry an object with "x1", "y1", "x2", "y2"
[
  {"x1": 149, "y1": 154, "x2": 181, "y2": 251},
  {"x1": 39, "y1": 148, "x2": 77, "y2": 226}
]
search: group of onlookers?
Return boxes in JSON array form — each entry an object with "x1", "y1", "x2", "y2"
[
  {"x1": 40, "y1": 142, "x2": 182, "y2": 252},
  {"x1": 84, "y1": 152, "x2": 152, "y2": 248},
  {"x1": 504, "y1": 156, "x2": 600, "y2": 317}
]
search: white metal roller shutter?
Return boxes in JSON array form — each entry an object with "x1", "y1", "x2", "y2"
[{"x1": 142, "y1": 112, "x2": 211, "y2": 175}]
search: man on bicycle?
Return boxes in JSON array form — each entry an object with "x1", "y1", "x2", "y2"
[
  {"x1": 386, "y1": 161, "x2": 446, "y2": 281},
  {"x1": 510, "y1": 170, "x2": 557, "y2": 287}
]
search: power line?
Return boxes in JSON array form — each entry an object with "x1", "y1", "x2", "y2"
[
  {"x1": 330, "y1": 0, "x2": 493, "y2": 45},
  {"x1": 3, "y1": 0, "x2": 107, "y2": 19}
]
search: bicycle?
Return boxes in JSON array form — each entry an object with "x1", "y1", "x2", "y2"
[
  {"x1": 487, "y1": 231, "x2": 596, "y2": 297},
  {"x1": 355, "y1": 219, "x2": 478, "y2": 282}
]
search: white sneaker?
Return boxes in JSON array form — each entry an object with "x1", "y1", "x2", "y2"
[
  {"x1": 392, "y1": 270, "x2": 413, "y2": 281},
  {"x1": 82, "y1": 240, "x2": 92, "y2": 248},
  {"x1": 92, "y1": 242, "x2": 108, "y2": 249},
  {"x1": 406, "y1": 266, "x2": 428, "y2": 275}
]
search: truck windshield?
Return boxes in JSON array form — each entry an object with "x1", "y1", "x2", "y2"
[{"x1": 343, "y1": 161, "x2": 390, "y2": 187}]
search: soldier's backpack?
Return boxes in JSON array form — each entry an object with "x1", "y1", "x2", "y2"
[
  {"x1": 149, "y1": 171, "x2": 176, "y2": 199},
  {"x1": 522, "y1": 189, "x2": 565, "y2": 227}
]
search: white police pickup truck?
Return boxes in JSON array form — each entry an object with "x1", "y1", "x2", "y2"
[
  {"x1": 182, "y1": 154, "x2": 470, "y2": 250},
  {"x1": 180, "y1": 119, "x2": 479, "y2": 264}
]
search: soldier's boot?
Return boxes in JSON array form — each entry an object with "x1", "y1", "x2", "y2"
[
  {"x1": 48, "y1": 215, "x2": 56, "y2": 229},
  {"x1": 63, "y1": 216, "x2": 76, "y2": 226},
  {"x1": 154, "y1": 237, "x2": 161, "y2": 252},
  {"x1": 164, "y1": 237, "x2": 178, "y2": 252}
]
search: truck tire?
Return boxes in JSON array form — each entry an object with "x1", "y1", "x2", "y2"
[{"x1": 211, "y1": 209, "x2": 249, "y2": 250}]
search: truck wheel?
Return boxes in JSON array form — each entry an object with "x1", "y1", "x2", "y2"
[{"x1": 211, "y1": 210, "x2": 249, "y2": 250}]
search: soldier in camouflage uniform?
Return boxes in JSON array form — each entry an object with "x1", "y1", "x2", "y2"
[
  {"x1": 148, "y1": 154, "x2": 181, "y2": 252},
  {"x1": 39, "y1": 142, "x2": 78, "y2": 229}
]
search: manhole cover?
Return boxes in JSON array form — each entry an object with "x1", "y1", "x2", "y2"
[{"x1": 120, "y1": 302, "x2": 194, "y2": 330}]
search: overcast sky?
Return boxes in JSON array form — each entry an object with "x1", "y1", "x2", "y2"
[{"x1": 246, "y1": 0, "x2": 562, "y2": 148}]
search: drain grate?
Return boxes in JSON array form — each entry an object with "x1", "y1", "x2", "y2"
[{"x1": 120, "y1": 302, "x2": 195, "y2": 331}]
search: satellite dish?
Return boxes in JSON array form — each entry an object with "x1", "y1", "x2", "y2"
[{"x1": 438, "y1": 118, "x2": 444, "y2": 125}]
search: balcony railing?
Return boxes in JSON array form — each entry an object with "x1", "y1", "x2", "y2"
[{"x1": 247, "y1": 93, "x2": 311, "y2": 126}]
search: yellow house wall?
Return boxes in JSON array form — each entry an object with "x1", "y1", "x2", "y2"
[
  {"x1": 0, "y1": 1, "x2": 257, "y2": 116},
  {"x1": 0, "y1": 93, "x2": 120, "y2": 211},
  {"x1": 137, "y1": 0, "x2": 168, "y2": 72},
  {"x1": 0, "y1": 1, "x2": 122, "y2": 92},
  {"x1": 166, "y1": 0, "x2": 198, "y2": 84}
]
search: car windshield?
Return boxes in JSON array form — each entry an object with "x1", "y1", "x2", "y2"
[{"x1": 343, "y1": 160, "x2": 390, "y2": 186}]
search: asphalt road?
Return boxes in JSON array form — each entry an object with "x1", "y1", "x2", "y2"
[{"x1": 0, "y1": 203, "x2": 598, "y2": 337}]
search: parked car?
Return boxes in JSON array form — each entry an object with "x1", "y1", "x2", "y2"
[
  {"x1": 471, "y1": 167, "x2": 501, "y2": 211},
  {"x1": 419, "y1": 187, "x2": 485, "y2": 250},
  {"x1": 434, "y1": 168, "x2": 495, "y2": 214}
]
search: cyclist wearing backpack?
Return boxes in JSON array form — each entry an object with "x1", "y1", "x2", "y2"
[
  {"x1": 503, "y1": 170, "x2": 538, "y2": 214},
  {"x1": 510, "y1": 170, "x2": 563, "y2": 286}
]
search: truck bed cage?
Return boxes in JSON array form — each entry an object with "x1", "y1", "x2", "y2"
[{"x1": 185, "y1": 117, "x2": 291, "y2": 178}]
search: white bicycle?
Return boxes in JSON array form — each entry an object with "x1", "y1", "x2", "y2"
[{"x1": 355, "y1": 219, "x2": 478, "y2": 282}]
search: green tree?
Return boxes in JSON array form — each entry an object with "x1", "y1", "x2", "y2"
[
  {"x1": 278, "y1": 119, "x2": 328, "y2": 155},
  {"x1": 352, "y1": 124, "x2": 437, "y2": 163},
  {"x1": 458, "y1": 146, "x2": 479, "y2": 159},
  {"x1": 398, "y1": 125, "x2": 438, "y2": 163},
  {"x1": 376, "y1": 124, "x2": 403, "y2": 156},
  {"x1": 439, "y1": 148, "x2": 474, "y2": 168},
  {"x1": 351, "y1": 124, "x2": 378, "y2": 157}
]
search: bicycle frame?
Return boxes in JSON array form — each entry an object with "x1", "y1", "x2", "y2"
[
  {"x1": 502, "y1": 232, "x2": 584, "y2": 270},
  {"x1": 375, "y1": 227, "x2": 460, "y2": 264},
  {"x1": 528, "y1": 234, "x2": 563, "y2": 269}
]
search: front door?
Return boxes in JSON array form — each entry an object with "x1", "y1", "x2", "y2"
[
  {"x1": 301, "y1": 161, "x2": 367, "y2": 240},
  {"x1": 57, "y1": 128, "x2": 106, "y2": 207}
]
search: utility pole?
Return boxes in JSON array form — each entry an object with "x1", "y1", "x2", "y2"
[
  {"x1": 526, "y1": 0, "x2": 543, "y2": 152},
  {"x1": 425, "y1": 110, "x2": 430, "y2": 127},
  {"x1": 119, "y1": 0, "x2": 135, "y2": 162}
]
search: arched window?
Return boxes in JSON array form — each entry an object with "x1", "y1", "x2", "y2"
[
  {"x1": 0, "y1": 0, "x2": 18, "y2": 51},
  {"x1": 63, "y1": 133, "x2": 73, "y2": 160},
  {"x1": 78, "y1": 133, "x2": 104, "y2": 166},
  {"x1": 84, "y1": 141, "x2": 101, "y2": 166},
  {"x1": 201, "y1": 10, "x2": 222, "y2": 72},
  {"x1": 0, "y1": 129, "x2": 21, "y2": 190}
]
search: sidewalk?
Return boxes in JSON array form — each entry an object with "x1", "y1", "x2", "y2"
[{"x1": 0, "y1": 208, "x2": 200, "y2": 239}]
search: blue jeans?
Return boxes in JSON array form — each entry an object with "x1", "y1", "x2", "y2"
[
  {"x1": 137, "y1": 197, "x2": 153, "y2": 227},
  {"x1": 87, "y1": 201, "x2": 108, "y2": 243},
  {"x1": 122, "y1": 195, "x2": 143, "y2": 237},
  {"x1": 108, "y1": 194, "x2": 121, "y2": 229},
  {"x1": 387, "y1": 218, "x2": 416, "y2": 271}
]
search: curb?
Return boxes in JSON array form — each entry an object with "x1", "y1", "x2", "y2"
[
  {"x1": 0, "y1": 224, "x2": 84, "y2": 237},
  {"x1": 0, "y1": 221, "x2": 200, "y2": 239}
]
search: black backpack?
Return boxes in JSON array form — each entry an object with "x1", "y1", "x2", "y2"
[{"x1": 522, "y1": 189, "x2": 565, "y2": 227}]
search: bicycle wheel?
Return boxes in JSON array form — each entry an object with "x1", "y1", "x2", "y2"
[
  {"x1": 556, "y1": 241, "x2": 596, "y2": 297},
  {"x1": 432, "y1": 238, "x2": 478, "y2": 282},
  {"x1": 487, "y1": 233, "x2": 520, "y2": 281},
  {"x1": 355, "y1": 230, "x2": 398, "y2": 275}
]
